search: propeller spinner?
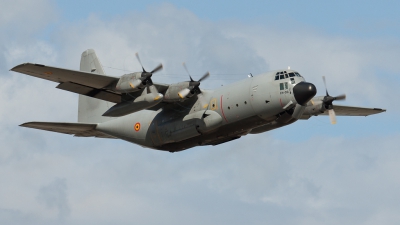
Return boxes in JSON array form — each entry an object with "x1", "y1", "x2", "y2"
[
  {"x1": 178, "y1": 62, "x2": 210, "y2": 99},
  {"x1": 322, "y1": 76, "x2": 346, "y2": 124}
]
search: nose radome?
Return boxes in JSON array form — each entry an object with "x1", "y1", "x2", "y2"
[{"x1": 293, "y1": 82, "x2": 317, "y2": 105}]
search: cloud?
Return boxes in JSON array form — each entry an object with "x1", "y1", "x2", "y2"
[
  {"x1": 0, "y1": 2, "x2": 398, "y2": 225},
  {"x1": 0, "y1": 0, "x2": 55, "y2": 32},
  {"x1": 37, "y1": 178, "x2": 70, "y2": 221}
]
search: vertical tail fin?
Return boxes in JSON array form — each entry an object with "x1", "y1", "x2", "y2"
[{"x1": 78, "y1": 49, "x2": 115, "y2": 123}]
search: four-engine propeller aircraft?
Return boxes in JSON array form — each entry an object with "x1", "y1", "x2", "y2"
[{"x1": 11, "y1": 49, "x2": 386, "y2": 152}]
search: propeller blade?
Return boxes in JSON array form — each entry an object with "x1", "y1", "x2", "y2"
[
  {"x1": 322, "y1": 76, "x2": 329, "y2": 96},
  {"x1": 151, "y1": 63, "x2": 163, "y2": 74},
  {"x1": 135, "y1": 52, "x2": 146, "y2": 72},
  {"x1": 182, "y1": 62, "x2": 194, "y2": 81},
  {"x1": 335, "y1": 94, "x2": 346, "y2": 101},
  {"x1": 328, "y1": 109, "x2": 337, "y2": 125},
  {"x1": 178, "y1": 88, "x2": 191, "y2": 99},
  {"x1": 198, "y1": 72, "x2": 210, "y2": 82}
]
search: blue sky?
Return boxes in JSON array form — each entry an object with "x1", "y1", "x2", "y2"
[
  {"x1": 1, "y1": 0, "x2": 399, "y2": 224},
  {"x1": 55, "y1": 0, "x2": 400, "y2": 38}
]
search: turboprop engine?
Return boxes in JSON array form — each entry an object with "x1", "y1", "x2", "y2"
[
  {"x1": 163, "y1": 63, "x2": 210, "y2": 102},
  {"x1": 302, "y1": 77, "x2": 346, "y2": 124},
  {"x1": 163, "y1": 81, "x2": 191, "y2": 102},
  {"x1": 114, "y1": 53, "x2": 163, "y2": 93},
  {"x1": 103, "y1": 90, "x2": 164, "y2": 117},
  {"x1": 114, "y1": 72, "x2": 145, "y2": 92}
]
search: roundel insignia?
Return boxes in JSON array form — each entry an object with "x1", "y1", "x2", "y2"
[{"x1": 134, "y1": 122, "x2": 141, "y2": 132}]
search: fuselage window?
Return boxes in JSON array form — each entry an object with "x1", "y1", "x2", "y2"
[
  {"x1": 285, "y1": 74, "x2": 288, "y2": 78},
  {"x1": 289, "y1": 73, "x2": 295, "y2": 77},
  {"x1": 284, "y1": 82, "x2": 288, "y2": 89},
  {"x1": 275, "y1": 75, "x2": 279, "y2": 80},
  {"x1": 279, "y1": 75, "x2": 284, "y2": 79},
  {"x1": 290, "y1": 78, "x2": 295, "y2": 84},
  {"x1": 280, "y1": 83, "x2": 284, "y2": 90}
]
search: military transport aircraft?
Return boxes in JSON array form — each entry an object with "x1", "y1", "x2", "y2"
[{"x1": 11, "y1": 49, "x2": 386, "y2": 152}]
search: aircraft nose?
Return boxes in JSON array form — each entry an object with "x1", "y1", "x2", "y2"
[{"x1": 293, "y1": 82, "x2": 317, "y2": 105}]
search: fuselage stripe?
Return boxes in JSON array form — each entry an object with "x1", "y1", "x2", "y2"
[{"x1": 220, "y1": 95, "x2": 228, "y2": 123}]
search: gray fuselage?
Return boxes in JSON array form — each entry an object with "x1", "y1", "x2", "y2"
[{"x1": 97, "y1": 70, "x2": 307, "y2": 152}]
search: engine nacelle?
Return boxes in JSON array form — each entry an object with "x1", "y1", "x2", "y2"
[
  {"x1": 163, "y1": 82, "x2": 191, "y2": 102},
  {"x1": 102, "y1": 92, "x2": 164, "y2": 117},
  {"x1": 114, "y1": 72, "x2": 144, "y2": 92},
  {"x1": 298, "y1": 102, "x2": 324, "y2": 119}
]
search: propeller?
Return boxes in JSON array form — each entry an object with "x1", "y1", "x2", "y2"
[
  {"x1": 322, "y1": 76, "x2": 346, "y2": 124},
  {"x1": 134, "y1": 52, "x2": 163, "y2": 94},
  {"x1": 135, "y1": 52, "x2": 163, "y2": 86},
  {"x1": 178, "y1": 62, "x2": 210, "y2": 99}
]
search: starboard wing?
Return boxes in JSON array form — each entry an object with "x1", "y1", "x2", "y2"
[
  {"x1": 321, "y1": 105, "x2": 386, "y2": 116},
  {"x1": 20, "y1": 122, "x2": 116, "y2": 138}
]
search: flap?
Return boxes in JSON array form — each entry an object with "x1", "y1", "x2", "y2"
[{"x1": 57, "y1": 82, "x2": 121, "y2": 103}]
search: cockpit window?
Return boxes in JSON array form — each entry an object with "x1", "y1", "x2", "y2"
[{"x1": 276, "y1": 71, "x2": 304, "y2": 80}]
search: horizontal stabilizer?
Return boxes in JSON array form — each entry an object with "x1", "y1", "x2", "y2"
[
  {"x1": 20, "y1": 122, "x2": 116, "y2": 139},
  {"x1": 322, "y1": 105, "x2": 386, "y2": 116}
]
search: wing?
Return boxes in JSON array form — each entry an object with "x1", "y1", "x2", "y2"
[
  {"x1": 20, "y1": 122, "x2": 116, "y2": 138},
  {"x1": 322, "y1": 105, "x2": 386, "y2": 116},
  {"x1": 11, "y1": 63, "x2": 170, "y2": 103}
]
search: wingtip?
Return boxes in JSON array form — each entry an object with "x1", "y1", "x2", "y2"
[
  {"x1": 19, "y1": 122, "x2": 29, "y2": 127},
  {"x1": 10, "y1": 63, "x2": 24, "y2": 71},
  {"x1": 373, "y1": 108, "x2": 387, "y2": 113},
  {"x1": 10, "y1": 62, "x2": 32, "y2": 72},
  {"x1": 20, "y1": 122, "x2": 33, "y2": 127}
]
